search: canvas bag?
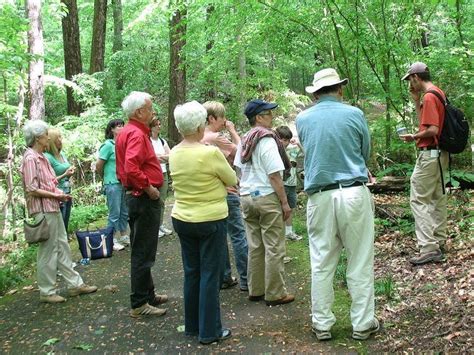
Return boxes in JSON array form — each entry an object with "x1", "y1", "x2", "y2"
[
  {"x1": 24, "y1": 213, "x2": 49, "y2": 244},
  {"x1": 75, "y1": 226, "x2": 114, "y2": 260}
]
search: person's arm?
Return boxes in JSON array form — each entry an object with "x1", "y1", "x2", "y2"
[
  {"x1": 400, "y1": 125, "x2": 439, "y2": 142},
  {"x1": 22, "y1": 157, "x2": 69, "y2": 202},
  {"x1": 157, "y1": 141, "x2": 170, "y2": 163},
  {"x1": 268, "y1": 172, "x2": 291, "y2": 221},
  {"x1": 213, "y1": 149, "x2": 238, "y2": 187},
  {"x1": 225, "y1": 121, "x2": 241, "y2": 145},
  {"x1": 95, "y1": 159, "x2": 105, "y2": 178}
]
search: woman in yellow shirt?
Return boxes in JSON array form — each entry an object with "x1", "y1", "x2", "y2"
[{"x1": 169, "y1": 101, "x2": 237, "y2": 345}]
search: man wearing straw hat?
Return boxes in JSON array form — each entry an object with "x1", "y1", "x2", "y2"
[{"x1": 296, "y1": 68, "x2": 378, "y2": 341}]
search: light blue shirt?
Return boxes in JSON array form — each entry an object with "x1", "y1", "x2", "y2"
[{"x1": 296, "y1": 95, "x2": 370, "y2": 195}]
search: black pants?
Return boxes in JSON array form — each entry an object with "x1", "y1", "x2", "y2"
[{"x1": 126, "y1": 194, "x2": 161, "y2": 309}]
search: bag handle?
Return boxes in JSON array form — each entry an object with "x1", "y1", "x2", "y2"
[{"x1": 86, "y1": 235, "x2": 105, "y2": 250}]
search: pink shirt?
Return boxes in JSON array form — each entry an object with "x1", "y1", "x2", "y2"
[{"x1": 21, "y1": 148, "x2": 62, "y2": 214}]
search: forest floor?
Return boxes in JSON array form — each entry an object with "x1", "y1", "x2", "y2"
[{"x1": 0, "y1": 191, "x2": 472, "y2": 354}]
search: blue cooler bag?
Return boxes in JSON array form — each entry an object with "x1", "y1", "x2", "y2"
[{"x1": 75, "y1": 227, "x2": 114, "y2": 260}]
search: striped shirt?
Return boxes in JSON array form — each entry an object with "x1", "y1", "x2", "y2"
[{"x1": 21, "y1": 148, "x2": 62, "y2": 214}]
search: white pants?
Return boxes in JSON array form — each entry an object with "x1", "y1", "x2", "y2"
[
  {"x1": 35, "y1": 212, "x2": 83, "y2": 296},
  {"x1": 307, "y1": 185, "x2": 375, "y2": 331}
]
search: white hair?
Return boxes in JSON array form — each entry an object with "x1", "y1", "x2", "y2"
[
  {"x1": 23, "y1": 120, "x2": 49, "y2": 147},
  {"x1": 121, "y1": 91, "x2": 153, "y2": 118},
  {"x1": 174, "y1": 101, "x2": 207, "y2": 136}
]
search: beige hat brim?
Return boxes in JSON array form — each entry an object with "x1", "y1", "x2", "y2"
[{"x1": 305, "y1": 78, "x2": 349, "y2": 94}]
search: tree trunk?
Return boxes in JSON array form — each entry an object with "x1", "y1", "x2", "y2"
[
  {"x1": 61, "y1": 0, "x2": 82, "y2": 115},
  {"x1": 205, "y1": 5, "x2": 215, "y2": 100},
  {"x1": 112, "y1": 0, "x2": 123, "y2": 53},
  {"x1": 168, "y1": 1, "x2": 187, "y2": 146},
  {"x1": 89, "y1": 0, "x2": 107, "y2": 74},
  {"x1": 26, "y1": 0, "x2": 45, "y2": 120}
]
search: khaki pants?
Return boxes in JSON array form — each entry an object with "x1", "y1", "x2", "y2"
[
  {"x1": 307, "y1": 185, "x2": 375, "y2": 331},
  {"x1": 35, "y1": 212, "x2": 83, "y2": 296},
  {"x1": 159, "y1": 172, "x2": 169, "y2": 227},
  {"x1": 241, "y1": 193, "x2": 287, "y2": 301},
  {"x1": 410, "y1": 150, "x2": 449, "y2": 253}
]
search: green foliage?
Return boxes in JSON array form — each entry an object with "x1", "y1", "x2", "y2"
[
  {"x1": 68, "y1": 204, "x2": 108, "y2": 233},
  {"x1": 0, "y1": 245, "x2": 37, "y2": 295},
  {"x1": 375, "y1": 275, "x2": 396, "y2": 300}
]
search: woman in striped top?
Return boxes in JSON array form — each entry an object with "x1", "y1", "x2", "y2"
[{"x1": 21, "y1": 120, "x2": 97, "y2": 304}]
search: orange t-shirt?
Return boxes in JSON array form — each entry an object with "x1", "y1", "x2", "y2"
[{"x1": 417, "y1": 86, "x2": 445, "y2": 148}]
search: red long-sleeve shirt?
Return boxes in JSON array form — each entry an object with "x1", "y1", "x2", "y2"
[{"x1": 115, "y1": 119, "x2": 163, "y2": 196}]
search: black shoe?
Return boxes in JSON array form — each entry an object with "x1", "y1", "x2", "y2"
[
  {"x1": 221, "y1": 277, "x2": 238, "y2": 289},
  {"x1": 199, "y1": 328, "x2": 232, "y2": 345},
  {"x1": 248, "y1": 295, "x2": 264, "y2": 301}
]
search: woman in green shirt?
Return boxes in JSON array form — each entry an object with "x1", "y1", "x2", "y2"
[
  {"x1": 44, "y1": 128, "x2": 75, "y2": 233},
  {"x1": 96, "y1": 119, "x2": 129, "y2": 251}
]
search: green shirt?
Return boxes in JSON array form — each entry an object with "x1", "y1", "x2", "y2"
[
  {"x1": 44, "y1": 151, "x2": 71, "y2": 193},
  {"x1": 98, "y1": 139, "x2": 119, "y2": 184}
]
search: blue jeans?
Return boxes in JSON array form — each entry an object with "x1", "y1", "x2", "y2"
[
  {"x1": 105, "y1": 183, "x2": 129, "y2": 233},
  {"x1": 59, "y1": 199, "x2": 72, "y2": 233},
  {"x1": 222, "y1": 194, "x2": 248, "y2": 289},
  {"x1": 173, "y1": 217, "x2": 226, "y2": 343}
]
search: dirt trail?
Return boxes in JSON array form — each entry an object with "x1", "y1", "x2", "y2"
[{"x1": 0, "y1": 205, "x2": 339, "y2": 354}]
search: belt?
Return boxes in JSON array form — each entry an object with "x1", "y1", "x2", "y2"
[
  {"x1": 418, "y1": 146, "x2": 438, "y2": 151},
  {"x1": 319, "y1": 181, "x2": 364, "y2": 192}
]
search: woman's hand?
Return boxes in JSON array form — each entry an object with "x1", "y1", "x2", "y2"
[{"x1": 65, "y1": 166, "x2": 75, "y2": 177}]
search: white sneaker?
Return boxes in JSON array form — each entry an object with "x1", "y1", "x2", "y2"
[
  {"x1": 113, "y1": 239, "x2": 125, "y2": 251},
  {"x1": 119, "y1": 235, "x2": 130, "y2": 246},
  {"x1": 158, "y1": 230, "x2": 165, "y2": 238},
  {"x1": 160, "y1": 226, "x2": 172, "y2": 235},
  {"x1": 286, "y1": 232, "x2": 302, "y2": 241}
]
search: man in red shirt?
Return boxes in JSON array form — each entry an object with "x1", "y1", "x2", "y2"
[
  {"x1": 400, "y1": 62, "x2": 448, "y2": 265},
  {"x1": 116, "y1": 91, "x2": 168, "y2": 317}
]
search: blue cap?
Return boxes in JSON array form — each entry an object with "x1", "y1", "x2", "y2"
[{"x1": 244, "y1": 99, "x2": 278, "y2": 119}]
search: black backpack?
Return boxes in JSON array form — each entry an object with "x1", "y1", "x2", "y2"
[{"x1": 426, "y1": 90, "x2": 469, "y2": 154}]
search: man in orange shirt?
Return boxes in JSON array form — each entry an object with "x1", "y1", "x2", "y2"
[{"x1": 400, "y1": 62, "x2": 448, "y2": 265}]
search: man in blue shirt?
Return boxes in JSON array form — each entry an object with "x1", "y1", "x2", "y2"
[{"x1": 296, "y1": 68, "x2": 378, "y2": 341}]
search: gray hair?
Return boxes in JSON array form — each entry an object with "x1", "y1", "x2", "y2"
[
  {"x1": 23, "y1": 120, "x2": 49, "y2": 147},
  {"x1": 174, "y1": 101, "x2": 207, "y2": 136},
  {"x1": 121, "y1": 91, "x2": 153, "y2": 118}
]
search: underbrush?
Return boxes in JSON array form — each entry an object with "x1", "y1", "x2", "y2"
[{"x1": 0, "y1": 203, "x2": 108, "y2": 296}]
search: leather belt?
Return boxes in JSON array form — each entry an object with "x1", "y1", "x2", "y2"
[
  {"x1": 319, "y1": 181, "x2": 364, "y2": 192},
  {"x1": 418, "y1": 146, "x2": 438, "y2": 151}
]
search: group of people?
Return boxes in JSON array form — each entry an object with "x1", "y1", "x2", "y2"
[{"x1": 20, "y1": 61, "x2": 449, "y2": 344}]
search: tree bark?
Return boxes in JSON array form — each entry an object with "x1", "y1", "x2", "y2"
[
  {"x1": 205, "y1": 5, "x2": 215, "y2": 100},
  {"x1": 112, "y1": 0, "x2": 123, "y2": 53},
  {"x1": 61, "y1": 0, "x2": 82, "y2": 115},
  {"x1": 26, "y1": 0, "x2": 45, "y2": 120},
  {"x1": 89, "y1": 0, "x2": 107, "y2": 74},
  {"x1": 168, "y1": 1, "x2": 187, "y2": 146}
]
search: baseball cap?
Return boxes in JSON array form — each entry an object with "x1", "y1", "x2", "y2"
[
  {"x1": 401, "y1": 62, "x2": 429, "y2": 80},
  {"x1": 305, "y1": 68, "x2": 348, "y2": 94},
  {"x1": 244, "y1": 99, "x2": 278, "y2": 118}
]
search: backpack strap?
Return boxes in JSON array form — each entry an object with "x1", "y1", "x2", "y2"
[
  {"x1": 160, "y1": 137, "x2": 165, "y2": 145},
  {"x1": 426, "y1": 89, "x2": 447, "y2": 106}
]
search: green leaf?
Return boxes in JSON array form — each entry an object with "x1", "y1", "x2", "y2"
[
  {"x1": 73, "y1": 343, "x2": 94, "y2": 351},
  {"x1": 42, "y1": 338, "x2": 60, "y2": 346},
  {"x1": 176, "y1": 325, "x2": 185, "y2": 332}
]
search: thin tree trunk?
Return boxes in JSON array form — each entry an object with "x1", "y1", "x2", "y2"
[
  {"x1": 90, "y1": 0, "x2": 107, "y2": 74},
  {"x1": 61, "y1": 0, "x2": 82, "y2": 115},
  {"x1": 112, "y1": 0, "x2": 124, "y2": 90},
  {"x1": 168, "y1": 1, "x2": 187, "y2": 146},
  {"x1": 26, "y1": 0, "x2": 45, "y2": 120},
  {"x1": 205, "y1": 5, "x2": 215, "y2": 100},
  {"x1": 112, "y1": 0, "x2": 123, "y2": 53}
]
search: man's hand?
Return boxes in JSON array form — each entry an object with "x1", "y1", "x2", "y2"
[
  {"x1": 282, "y1": 202, "x2": 292, "y2": 221},
  {"x1": 144, "y1": 185, "x2": 160, "y2": 200},
  {"x1": 400, "y1": 134, "x2": 416, "y2": 142},
  {"x1": 225, "y1": 120, "x2": 236, "y2": 132}
]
